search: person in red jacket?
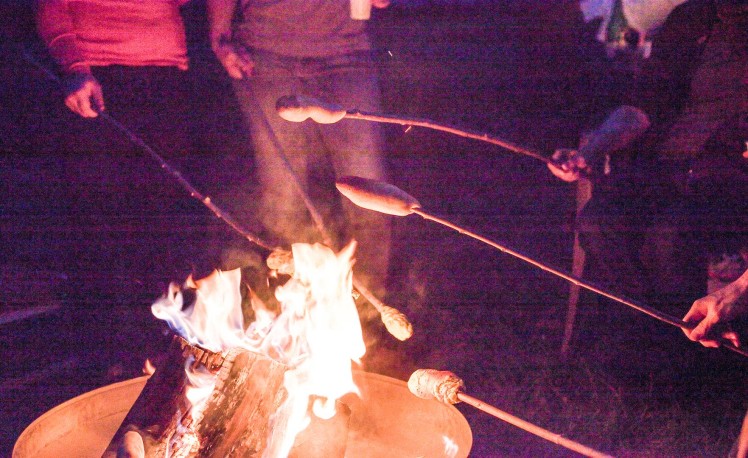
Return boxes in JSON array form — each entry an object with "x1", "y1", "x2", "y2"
[
  {"x1": 37, "y1": 0, "x2": 190, "y2": 118},
  {"x1": 35, "y1": 0, "x2": 215, "y2": 294}
]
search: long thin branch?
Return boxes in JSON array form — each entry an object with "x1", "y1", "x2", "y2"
[
  {"x1": 344, "y1": 110, "x2": 550, "y2": 164},
  {"x1": 413, "y1": 207, "x2": 748, "y2": 358},
  {"x1": 22, "y1": 49, "x2": 411, "y2": 339},
  {"x1": 21, "y1": 49, "x2": 279, "y2": 253}
]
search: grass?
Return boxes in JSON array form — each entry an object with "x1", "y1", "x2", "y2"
[
  {"x1": 362, "y1": 4, "x2": 748, "y2": 455},
  {"x1": 4, "y1": 2, "x2": 747, "y2": 456}
]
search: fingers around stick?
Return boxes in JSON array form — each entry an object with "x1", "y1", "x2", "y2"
[
  {"x1": 723, "y1": 330, "x2": 741, "y2": 348},
  {"x1": 547, "y1": 162, "x2": 580, "y2": 183}
]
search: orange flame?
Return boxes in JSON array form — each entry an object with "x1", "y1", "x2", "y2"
[
  {"x1": 264, "y1": 241, "x2": 365, "y2": 456},
  {"x1": 151, "y1": 241, "x2": 366, "y2": 456},
  {"x1": 183, "y1": 356, "x2": 215, "y2": 421},
  {"x1": 151, "y1": 269, "x2": 247, "y2": 352}
]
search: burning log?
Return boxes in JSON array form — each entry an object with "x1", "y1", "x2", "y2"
[
  {"x1": 196, "y1": 347, "x2": 287, "y2": 456},
  {"x1": 267, "y1": 248, "x2": 413, "y2": 341},
  {"x1": 105, "y1": 245, "x2": 368, "y2": 456},
  {"x1": 103, "y1": 335, "x2": 225, "y2": 457},
  {"x1": 104, "y1": 335, "x2": 351, "y2": 457},
  {"x1": 196, "y1": 346, "x2": 350, "y2": 457}
]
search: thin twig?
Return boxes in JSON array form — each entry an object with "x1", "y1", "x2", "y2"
[
  {"x1": 21, "y1": 49, "x2": 279, "y2": 254},
  {"x1": 345, "y1": 110, "x2": 550, "y2": 164},
  {"x1": 412, "y1": 207, "x2": 748, "y2": 358}
]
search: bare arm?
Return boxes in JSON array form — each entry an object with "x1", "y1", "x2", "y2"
[
  {"x1": 207, "y1": 0, "x2": 253, "y2": 79},
  {"x1": 683, "y1": 268, "x2": 748, "y2": 348},
  {"x1": 548, "y1": 105, "x2": 651, "y2": 182}
]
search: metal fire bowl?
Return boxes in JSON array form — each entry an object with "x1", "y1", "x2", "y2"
[{"x1": 14, "y1": 370, "x2": 473, "y2": 457}]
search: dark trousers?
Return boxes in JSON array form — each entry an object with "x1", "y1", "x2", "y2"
[
  {"x1": 577, "y1": 158, "x2": 748, "y2": 313},
  {"x1": 231, "y1": 50, "x2": 392, "y2": 298}
]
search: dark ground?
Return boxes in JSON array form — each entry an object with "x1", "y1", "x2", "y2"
[{"x1": 3, "y1": 1, "x2": 748, "y2": 457}]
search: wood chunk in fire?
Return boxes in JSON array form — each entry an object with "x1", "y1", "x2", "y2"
[
  {"x1": 198, "y1": 347, "x2": 350, "y2": 457},
  {"x1": 103, "y1": 335, "x2": 225, "y2": 457},
  {"x1": 196, "y1": 345, "x2": 288, "y2": 455},
  {"x1": 104, "y1": 335, "x2": 351, "y2": 457}
]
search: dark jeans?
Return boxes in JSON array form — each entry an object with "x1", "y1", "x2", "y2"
[
  {"x1": 231, "y1": 50, "x2": 391, "y2": 297},
  {"x1": 577, "y1": 158, "x2": 748, "y2": 311}
]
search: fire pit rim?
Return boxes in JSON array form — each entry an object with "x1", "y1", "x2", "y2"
[
  {"x1": 14, "y1": 372, "x2": 473, "y2": 457},
  {"x1": 13, "y1": 376, "x2": 149, "y2": 458}
]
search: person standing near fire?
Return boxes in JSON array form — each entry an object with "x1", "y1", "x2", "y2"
[
  {"x1": 206, "y1": 0, "x2": 393, "y2": 306},
  {"x1": 36, "y1": 0, "x2": 191, "y2": 120},
  {"x1": 548, "y1": 0, "x2": 748, "y2": 311},
  {"x1": 35, "y1": 0, "x2": 217, "y2": 293}
]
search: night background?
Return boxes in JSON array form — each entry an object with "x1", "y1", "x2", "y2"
[{"x1": 2, "y1": 1, "x2": 748, "y2": 456}]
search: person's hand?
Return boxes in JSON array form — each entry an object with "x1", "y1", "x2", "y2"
[
  {"x1": 547, "y1": 148, "x2": 589, "y2": 182},
  {"x1": 372, "y1": 0, "x2": 391, "y2": 8},
  {"x1": 63, "y1": 71, "x2": 104, "y2": 118},
  {"x1": 213, "y1": 41, "x2": 253, "y2": 79},
  {"x1": 683, "y1": 273, "x2": 748, "y2": 347}
]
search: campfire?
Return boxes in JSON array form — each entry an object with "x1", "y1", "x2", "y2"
[
  {"x1": 12, "y1": 93, "x2": 627, "y2": 458},
  {"x1": 109, "y1": 241, "x2": 369, "y2": 457},
  {"x1": 13, "y1": 242, "x2": 472, "y2": 458}
]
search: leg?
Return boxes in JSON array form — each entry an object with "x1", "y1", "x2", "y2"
[
  {"x1": 313, "y1": 54, "x2": 392, "y2": 296},
  {"x1": 232, "y1": 55, "x2": 322, "y2": 248}
]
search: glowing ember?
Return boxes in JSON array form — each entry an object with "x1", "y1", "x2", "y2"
[
  {"x1": 142, "y1": 358, "x2": 156, "y2": 376},
  {"x1": 443, "y1": 436, "x2": 460, "y2": 458},
  {"x1": 151, "y1": 241, "x2": 365, "y2": 456}
]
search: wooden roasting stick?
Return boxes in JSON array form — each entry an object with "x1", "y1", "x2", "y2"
[
  {"x1": 408, "y1": 369, "x2": 613, "y2": 458},
  {"x1": 21, "y1": 51, "x2": 410, "y2": 342},
  {"x1": 259, "y1": 107, "x2": 413, "y2": 341},
  {"x1": 105, "y1": 107, "x2": 412, "y2": 342},
  {"x1": 105, "y1": 335, "x2": 351, "y2": 457},
  {"x1": 275, "y1": 95, "x2": 550, "y2": 165},
  {"x1": 335, "y1": 176, "x2": 748, "y2": 358}
]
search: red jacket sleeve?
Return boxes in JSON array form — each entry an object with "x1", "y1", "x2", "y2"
[{"x1": 36, "y1": 0, "x2": 89, "y2": 73}]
